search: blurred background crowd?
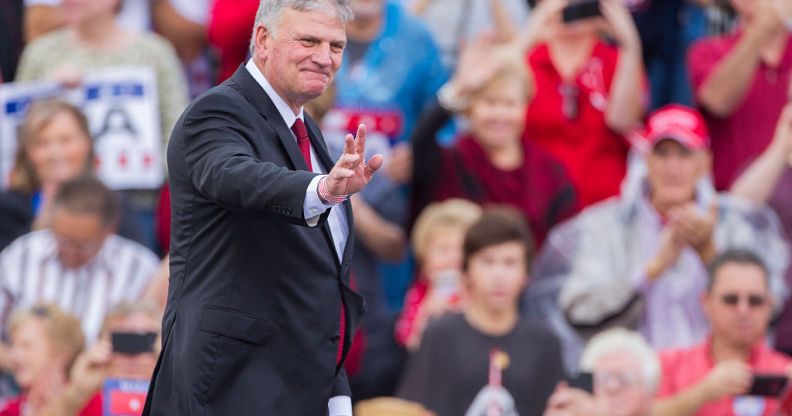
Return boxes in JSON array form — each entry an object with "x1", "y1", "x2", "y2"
[{"x1": 2, "y1": 0, "x2": 792, "y2": 415}]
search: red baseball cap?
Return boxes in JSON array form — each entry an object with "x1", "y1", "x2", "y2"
[{"x1": 644, "y1": 104, "x2": 710, "y2": 150}]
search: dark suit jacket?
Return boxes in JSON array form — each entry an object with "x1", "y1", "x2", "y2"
[{"x1": 143, "y1": 66, "x2": 365, "y2": 415}]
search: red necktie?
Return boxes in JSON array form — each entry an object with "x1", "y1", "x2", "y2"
[
  {"x1": 291, "y1": 118, "x2": 346, "y2": 365},
  {"x1": 290, "y1": 118, "x2": 313, "y2": 171}
]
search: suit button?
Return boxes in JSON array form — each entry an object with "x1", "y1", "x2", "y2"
[{"x1": 330, "y1": 334, "x2": 341, "y2": 344}]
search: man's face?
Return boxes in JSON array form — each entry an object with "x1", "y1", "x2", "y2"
[
  {"x1": 646, "y1": 140, "x2": 708, "y2": 209},
  {"x1": 51, "y1": 207, "x2": 111, "y2": 269},
  {"x1": 254, "y1": 8, "x2": 346, "y2": 109},
  {"x1": 593, "y1": 352, "x2": 652, "y2": 416},
  {"x1": 463, "y1": 242, "x2": 527, "y2": 313},
  {"x1": 703, "y1": 262, "x2": 772, "y2": 349}
]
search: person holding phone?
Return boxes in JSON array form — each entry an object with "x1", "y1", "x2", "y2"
[
  {"x1": 36, "y1": 301, "x2": 161, "y2": 416},
  {"x1": 514, "y1": 0, "x2": 646, "y2": 209},
  {"x1": 654, "y1": 249, "x2": 792, "y2": 416},
  {"x1": 395, "y1": 199, "x2": 482, "y2": 351},
  {"x1": 543, "y1": 328, "x2": 659, "y2": 416}
]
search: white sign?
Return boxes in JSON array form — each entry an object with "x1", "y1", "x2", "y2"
[
  {"x1": 0, "y1": 66, "x2": 164, "y2": 190},
  {"x1": 0, "y1": 81, "x2": 64, "y2": 189}
]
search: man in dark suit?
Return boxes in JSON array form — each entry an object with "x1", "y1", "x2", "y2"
[{"x1": 143, "y1": 1, "x2": 384, "y2": 415}]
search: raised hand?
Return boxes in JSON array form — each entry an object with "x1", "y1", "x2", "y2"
[
  {"x1": 516, "y1": 0, "x2": 567, "y2": 51},
  {"x1": 600, "y1": 0, "x2": 641, "y2": 51},
  {"x1": 324, "y1": 124, "x2": 384, "y2": 198},
  {"x1": 448, "y1": 33, "x2": 506, "y2": 98}
]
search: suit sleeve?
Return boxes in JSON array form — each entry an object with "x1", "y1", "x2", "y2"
[
  {"x1": 331, "y1": 367, "x2": 352, "y2": 397},
  {"x1": 179, "y1": 92, "x2": 328, "y2": 226}
]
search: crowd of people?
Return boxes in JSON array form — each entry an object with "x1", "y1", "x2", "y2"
[{"x1": 2, "y1": 0, "x2": 792, "y2": 415}]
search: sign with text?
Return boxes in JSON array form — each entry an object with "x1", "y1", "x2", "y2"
[
  {"x1": 0, "y1": 66, "x2": 163, "y2": 190},
  {"x1": 103, "y1": 378, "x2": 149, "y2": 416}
]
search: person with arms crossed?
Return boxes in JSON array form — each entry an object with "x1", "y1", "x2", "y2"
[{"x1": 142, "y1": 1, "x2": 384, "y2": 415}]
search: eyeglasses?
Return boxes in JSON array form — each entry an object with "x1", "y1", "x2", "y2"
[
  {"x1": 594, "y1": 370, "x2": 641, "y2": 390},
  {"x1": 54, "y1": 235, "x2": 103, "y2": 255},
  {"x1": 720, "y1": 293, "x2": 767, "y2": 308}
]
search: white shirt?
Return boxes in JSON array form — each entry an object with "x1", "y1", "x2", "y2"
[
  {"x1": 245, "y1": 60, "x2": 353, "y2": 415},
  {"x1": 245, "y1": 59, "x2": 349, "y2": 262},
  {"x1": 0, "y1": 231, "x2": 159, "y2": 343}
]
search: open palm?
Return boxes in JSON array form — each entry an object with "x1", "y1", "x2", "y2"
[{"x1": 325, "y1": 124, "x2": 384, "y2": 197}]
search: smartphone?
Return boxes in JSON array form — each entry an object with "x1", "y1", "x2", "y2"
[
  {"x1": 562, "y1": 0, "x2": 602, "y2": 23},
  {"x1": 111, "y1": 331, "x2": 157, "y2": 355},
  {"x1": 566, "y1": 372, "x2": 594, "y2": 393},
  {"x1": 749, "y1": 373, "x2": 789, "y2": 397}
]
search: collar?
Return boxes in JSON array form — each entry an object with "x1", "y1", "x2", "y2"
[
  {"x1": 245, "y1": 59, "x2": 304, "y2": 128},
  {"x1": 704, "y1": 335, "x2": 766, "y2": 368}
]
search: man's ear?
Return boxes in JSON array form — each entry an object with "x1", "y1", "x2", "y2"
[{"x1": 254, "y1": 24, "x2": 271, "y2": 60}]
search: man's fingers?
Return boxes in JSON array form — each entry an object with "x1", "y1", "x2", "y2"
[
  {"x1": 336, "y1": 153, "x2": 361, "y2": 169},
  {"x1": 331, "y1": 167, "x2": 355, "y2": 179},
  {"x1": 343, "y1": 133, "x2": 355, "y2": 156},
  {"x1": 354, "y1": 124, "x2": 367, "y2": 157},
  {"x1": 365, "y1": 154, "x2": 385, "y2": 176}
]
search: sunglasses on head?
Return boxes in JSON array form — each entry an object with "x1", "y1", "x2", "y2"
[{"x1": 720, "y1": 293, "x2": 767, "y2": 308}]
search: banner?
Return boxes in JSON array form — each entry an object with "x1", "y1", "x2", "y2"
[
  {"x1": 103, "y1": 378, "x2": 149, "y2": 416},
  {"x1": 0, "y1": 66, "x2": 164, "y2": 190}
]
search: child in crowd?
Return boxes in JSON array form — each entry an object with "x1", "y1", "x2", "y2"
[
  {"x1": 398, "y1": 207, "x2": 565, "y2": 416},
  {"x1": 395, "y1": 199, "x2": 482, "y2": 350}
]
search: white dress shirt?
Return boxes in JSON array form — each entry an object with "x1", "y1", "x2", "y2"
[{"x1": 245, "y1": 60, "x2": 352, "y2": 415}]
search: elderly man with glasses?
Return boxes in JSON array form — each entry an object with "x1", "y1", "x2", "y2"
[
  {"x1": 654, "y1": 249, "x2": 792, "y2": 416},
  {"x1": 543, "y1": 327, "x2": 660, "y2": 416}
]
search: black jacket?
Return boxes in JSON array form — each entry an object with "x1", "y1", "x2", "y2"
[{"x1": 143, "y1": 66, "x2": 365, "y2": 415}]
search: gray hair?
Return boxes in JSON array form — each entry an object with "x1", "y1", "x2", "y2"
[
  {"x1": 579, "y1": 328, "x2": 661, "y2": 394},
  {"x1": 249, "y1": 0, "x2": 354, "y2": 56}
]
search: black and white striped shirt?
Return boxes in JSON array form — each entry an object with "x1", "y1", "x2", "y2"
[{"x1": 0, "y1": 230, "x2": 159, "y2": 342}]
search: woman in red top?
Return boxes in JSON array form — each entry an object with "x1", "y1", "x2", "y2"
[
  {"x1": 517, "y1": 0, "x2": 646, "y2": 208},
  {"x1": 0, "y1": 304, "x2": 84, "y2": 416},
  {"x1": 411, "y1": 38, "x2": 577, "y2": 247}
]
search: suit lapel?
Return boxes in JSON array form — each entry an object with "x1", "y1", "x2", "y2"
[
  {"x1": 232, "y1": 66, "x2": 354, "y2": 272},
  {"x1": 229, "y1": 66, "x2": 309, "y2": 172}
]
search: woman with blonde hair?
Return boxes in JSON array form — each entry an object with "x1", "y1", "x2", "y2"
[
  {"x1": 411, "y1": 37, "x2": 576, "y2": 247},
  {"x1": 0, "y1": 99, "x2": 143, "y2": 250},
  {"x1": 0, "y1": 304, "x2": 84, "y2": 416}
]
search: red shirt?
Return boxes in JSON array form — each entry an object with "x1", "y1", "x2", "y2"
[
  {"x1": 657, "y1": 337, "x2": 792, "y2": 416},
  {"x1": 395, "y1": 278, "x2": 430, "y2": 347},
  {"x1": 524, "y1": 41, "x2": 632, "y2": 209},
  {"x1": 0, "y1": 397, "x2": 21, "y2": 416},
  {"x1": 688, "y1": 32, "x2": 792, "y2": 190},
  {"x1": 207, "y1": 0, "x2": 259, "y2": 83},
  {"x1": 78, "y1": 392, "x2": 102, "y2": 416}
]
